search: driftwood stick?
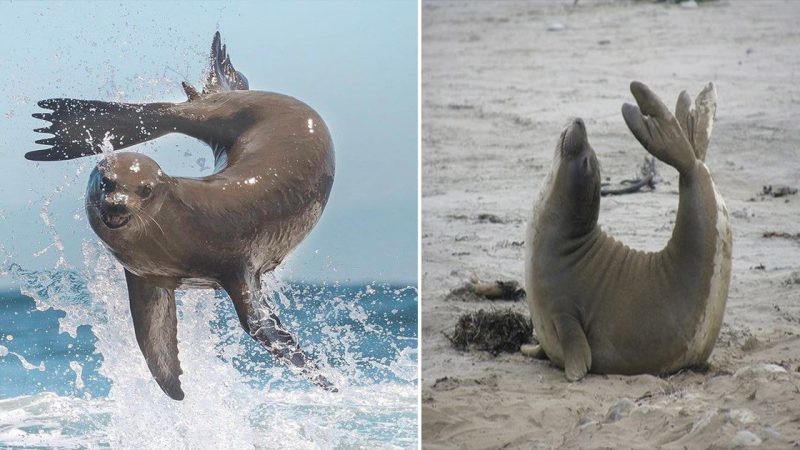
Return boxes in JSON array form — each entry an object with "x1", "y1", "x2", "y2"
[{"x1": 601, "y1": 156, "x2": 657, "y2": 196}]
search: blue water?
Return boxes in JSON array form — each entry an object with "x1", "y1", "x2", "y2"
[{"x1": 0, "y1": 256, "x2": 417, "y2": 448}]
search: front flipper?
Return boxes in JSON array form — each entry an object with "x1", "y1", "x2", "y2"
[
  {"x1": 222, "y1": 272, "x2": 337, "y2": 392},
  {"x1": 554, "y1": 314, "x2": 591, "y2": 382},
  {"x1": 125, "y1": 270, "x2": 184, "y2": 400}
]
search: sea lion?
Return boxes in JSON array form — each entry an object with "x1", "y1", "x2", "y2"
[
  {"x1": 524, "y1": 81, "x2": 731, "y2": 381},
  {"x1": 28, "y1": 32, "x2": 336, "y2": 399}
]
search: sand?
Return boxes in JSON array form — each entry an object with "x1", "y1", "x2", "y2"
[{"x1": 421, "y1": 1, "x2": 800, "y2": 448}]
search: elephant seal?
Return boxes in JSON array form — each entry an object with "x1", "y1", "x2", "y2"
[
  {"x1": 28, "y1": 32, "x2": 335, "y2": 399},
  {"x1": 525, "y1": 81, "x2": 731, "y2": 381}
]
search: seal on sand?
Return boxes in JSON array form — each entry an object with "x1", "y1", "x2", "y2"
[
  {"x1": 28, "y1": 32, "x2": 336, "y2": 399},
  {"x1": 525, "y1": 81, "x2": 731, "y2": 381}
]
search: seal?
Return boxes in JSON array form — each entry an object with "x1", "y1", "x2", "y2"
[
  {"x1": 28, "y1": 32, "x2": 336, "y2": 399},
  {"x1": 524, "y1": 81, "x2": 731, "y2": 381}
]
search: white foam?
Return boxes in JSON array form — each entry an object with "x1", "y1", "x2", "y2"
[{"x1": 5, "y1": 242, "x2": 418, "y2": 448}]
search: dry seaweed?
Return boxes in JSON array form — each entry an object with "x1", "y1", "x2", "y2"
[
  {"x1": 762, "y1": 231, "x2": 800, "y2": 241},
  {"x1": 445, "y1": 309, "x2": 533, "y2": 355},
  {"x1": 761, "y1": 185, "x2": 797, "y2": 198}
]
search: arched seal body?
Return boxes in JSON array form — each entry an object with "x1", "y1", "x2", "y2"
[
  {"x1": 525, "y1": 82, "x2": 731, "y2": 381},
  {"x1": 28, "y1": 33, "x2": 335, "y2": 399}
]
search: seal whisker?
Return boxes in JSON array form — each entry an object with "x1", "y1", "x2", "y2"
[{"x1": 134, "y1": 205, "x2": 166, "y2": 237}]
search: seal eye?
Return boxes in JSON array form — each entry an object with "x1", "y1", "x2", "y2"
[
  {"x1": 138, "y1": 185, "x2": 153, "y2": 198},
  {"x1": 100, "y1": 176, "x2": 115, "y2": 193}
]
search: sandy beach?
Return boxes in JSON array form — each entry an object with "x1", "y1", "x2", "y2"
[{"x1": 421, "y1": 1, "x2": 800, "y2": 448}]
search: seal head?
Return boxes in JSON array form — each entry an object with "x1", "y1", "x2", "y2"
[
  {"x1": 555, "y1": 118, "x2": 600, "y2": 233},
  {"x1": 86, "y1": 153, "x2": 166, "y2": 233}
]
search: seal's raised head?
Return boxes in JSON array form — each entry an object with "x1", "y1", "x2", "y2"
[
  {"x1": 86, "y1": 152, "x2": 166, "y2": 231},
  {"x1": 553, "y1": 118, "x2": 600, "y2": 229}
]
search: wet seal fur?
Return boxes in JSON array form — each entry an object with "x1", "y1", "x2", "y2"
[
  {"x1": 28, "y1": 33, "x2": 336, "y2": 399},
  {"x1": 524, "y1": 82, "x2": 731, "y2": 381}
]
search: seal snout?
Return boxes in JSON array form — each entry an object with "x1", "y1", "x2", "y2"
[
  {"x1": 561, "y1": 118, "x2": 589, "y2": 158},
  {"x1": 96, "y1": 177, "x2": 132, "y2": 229}
]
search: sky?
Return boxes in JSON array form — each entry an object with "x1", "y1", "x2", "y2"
[{"x1": 0, "y1": 1, "x2": 418, "y2": 286}]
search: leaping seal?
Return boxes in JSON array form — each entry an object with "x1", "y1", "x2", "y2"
[
  {"x1": 524, "y1": 81, "x2": 731, "y2": 381},
  {"x1": 28, "y1": 32, "x2": 336, "y2": 399}
]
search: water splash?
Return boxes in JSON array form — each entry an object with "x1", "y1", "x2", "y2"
[
  {"x1": 3, "y1": 243, "x2": 418, "y2": 448},
  {"x1": 0, "y1": 345, "x2": 45, "y2": 372}
]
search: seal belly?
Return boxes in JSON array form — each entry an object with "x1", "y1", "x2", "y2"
[{"x1": 682, "y1": 166, "x2": 731, "y2": 365}]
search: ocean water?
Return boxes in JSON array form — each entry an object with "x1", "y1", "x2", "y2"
[{"x1": 0, "y1": 247, "x2": 418, "y2": 449}]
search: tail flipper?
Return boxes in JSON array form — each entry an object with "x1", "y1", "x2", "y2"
[
  {"x1": 27, "y1": 100, "x2": 174, "y2": 161},
  {"x1": 675, "y1": 83, "x2": 717, "y2": 162},
  {"x1": 203, "y1": 31, "x2": 249, "y2": 94},
  {"x1": 29, "y1": 32, "x2": 249, "y2": 162},
  {"x1": 182, "y1": 31, "x2": 249, "y2": 100},
  {"x1": 622, "y1": 81, "x2": 697, "y2": 175}
]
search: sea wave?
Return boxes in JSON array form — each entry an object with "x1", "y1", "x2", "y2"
[{"x1": 0, "y1": 243, "x2": 418, "y2": 449}]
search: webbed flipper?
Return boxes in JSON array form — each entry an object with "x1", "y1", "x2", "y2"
[
  {"x1": 29, "y1": 32, "x2": 249, "y2": 162},
  {"x1": 621, "y1": 81, "x2": 697, "y2": 175},
  {"x1": 27, "y1": 100, "x2": 174, "y2": 161},
  {"x1": 125, "y1": 270, "x2": 184, "y2": 400},
  {"x1": 202, "y1": 31, "x2": 249, "y2": 94},
  {"x1": 222, "y1": 272, "x2": 337, "y2": 392},
  {"x1": 675, "y1": 83, "x2": 717, "y2": 161},
  {"x1": 554, "y1": 314, "x2": 591, "y2": 382},
  {"x1": 520, "y1": 343, "x2": 548, "y2": 360}
]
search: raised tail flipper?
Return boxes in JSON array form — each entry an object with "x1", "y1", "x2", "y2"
[
  {"x1": 27, "y1": 100, "x2": 175, "y2": 161},
  {"x1": 203, "y1": 31, "x2": 249, "y2": 94},
  {"x1": 675, "y1": 82, "x2": 717, "y2": 161},
  {"x1": 621, "y1": 81, "x2": 698, "y2": 175},
  {"x1": 29, "y1": 32, "x2": 250, "y2": 162}
]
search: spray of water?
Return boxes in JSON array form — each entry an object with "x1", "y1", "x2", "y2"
[{"x1": 2, "y1": 241, "x2": 418, "y2": 449}]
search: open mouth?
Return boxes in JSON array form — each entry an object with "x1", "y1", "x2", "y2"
[{"x1": 102, "y1": 212, "x2": 131, "y2": 229}]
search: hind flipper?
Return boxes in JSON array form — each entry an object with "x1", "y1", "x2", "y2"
[
  {"x1": 222, "y1": 271, "x2": 336, "y2": 392},
  {"x1": 125, "y1": 270, "x2": 184, "y2": 400},
  {"x1": 622, "y1": 81, "x2": 697, "y2": 175},
  {"x1": 203, "y1": 32, "x2": 249, "y2": 94},
  {"x1": 675, "y1": 83, "x2": 716, "y2": 162},
  {"x1": 520, "y1": 343, "x2": 548, "y2": 360},
  {"x1": 28, "y1": 32, "x2": 249, "y2": 164},
  {"x1": 554, "y1": 314, "x2": 591, "y2": 382},
  {"x1": 28, "y1": 100, "x2": 175, "y2": 161}
]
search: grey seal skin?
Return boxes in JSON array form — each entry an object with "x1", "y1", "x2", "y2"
[
  {"x1": 28, "y1": 32, "x2": 336, "y2": 399},
  {"x1": 524, "y1": 82, "x2": 731, "y2": 381}
]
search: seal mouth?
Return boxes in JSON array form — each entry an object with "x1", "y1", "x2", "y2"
[{"x1": 102, "y1": 211, "x2": 131, "y2": 229}]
